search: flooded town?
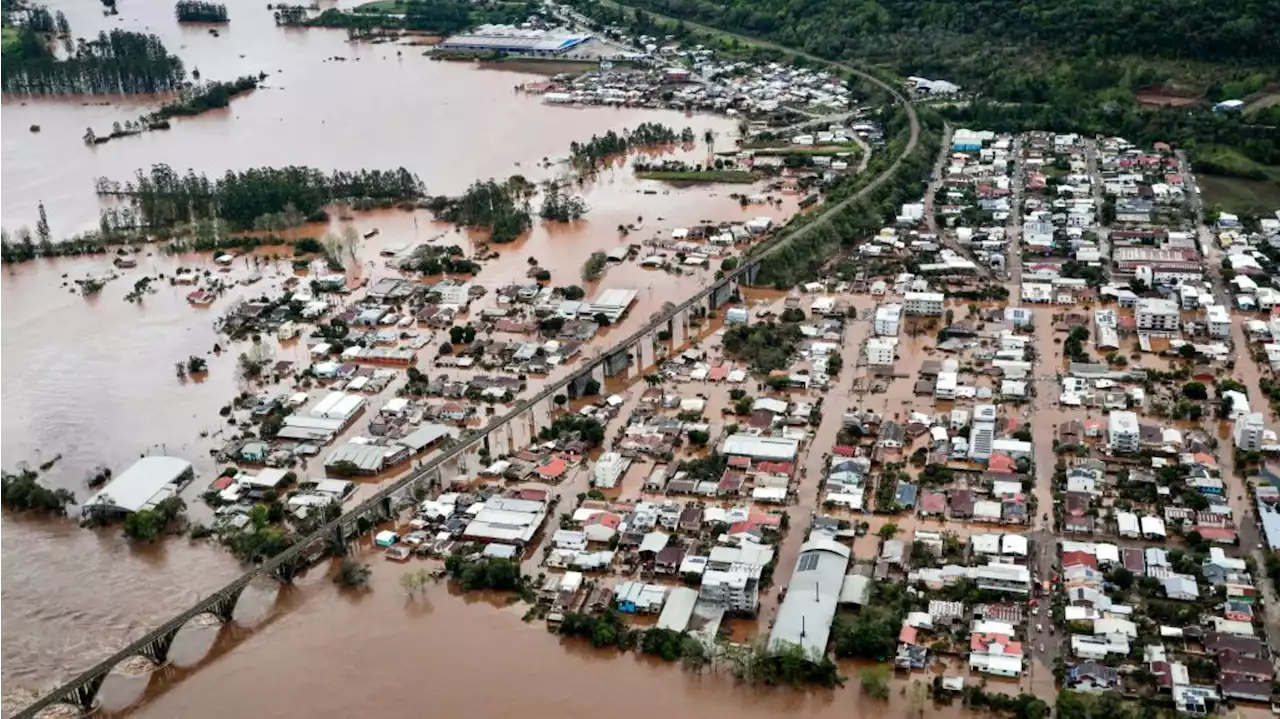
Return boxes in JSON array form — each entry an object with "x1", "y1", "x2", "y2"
[{"x1": 3, "y1": 0, "x2": 1280, "y2": 718}]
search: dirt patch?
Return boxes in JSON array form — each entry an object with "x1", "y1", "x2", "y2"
[{"x1": 1136, "y1": 93, "x2": 1201, "y2": 108}]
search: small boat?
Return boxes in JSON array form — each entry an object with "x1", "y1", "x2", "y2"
[{"x1": 363, "y1": 229, "x2": 380, "y2": 239}]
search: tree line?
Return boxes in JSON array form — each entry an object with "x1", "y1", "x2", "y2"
[
  {"x1": 151, "y1": 74, "x2": 260, "y2": 120},
  {"x1": 3, "y1": 28, "x2": 186, "y2": 95},
  {"x1": 96, "y1": 164, "x2": 425, "y2": 231},
  {"x1": 175, "y1": 1, "x2": 229, "y2": 22},
  {"x1": 275, "y1": 0, "x2": 535, "y2": 36},
  {"x1": 569, "y1": 123, "x2": 692, "y2": 170},
  {"x1": 425, "y1": 178, "x2": 533, "y2": 244}
]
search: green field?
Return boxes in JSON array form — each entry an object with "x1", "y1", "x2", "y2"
[
  {"x1": 2, "y1": 26, "x2": 19, "y2": 54},
  {"x1": 751, "y1": 145, "x2": 862, "y2": 157},
  {"x1": 635, "y1": 170, "x2": 760, "y2": 184},
  {"x1": 352, "y1": 0, "x2": 403, "y2": 11},
  {"x1": 1199, "y1": 175, "x2": 1280, "y2": 216}
]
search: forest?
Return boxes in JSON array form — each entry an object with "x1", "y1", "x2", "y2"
[
  {"x1": 96, "y1": 165, "x2": 425, "y2": 231},
  {"x1": 2, "y1": 28, "x2": 185, "y2": 95},
  {"x1": 281, "y1": 0, "x2": 534, "y2": 35},
  {"x1": 174, "y1": 1, "x2": 229, "y2": 22},
  {"x1": 576, "y1": 0, "x2": 1277, "y2": 88}
]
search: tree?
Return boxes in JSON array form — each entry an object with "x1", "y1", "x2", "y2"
[
  {"x1": 858, "y1": 665, "x2": 891, "y2": 700},
  {"x1": 583, "y1": 379, "x2": 601, "y2": 396},
  {"x1": 734, "y1": 396, "x2": 755, "y2": 415},
  {"x1": 877, "y1": 522, "x2": 899, "y2": 540},
  {"x1": 35, "y1": 202, "x2": 50, "y2": 244},
  {"x1": 334, "y1": 558, "x2": 371, "y2": 589},
  {"x1": 329, "y1": 460, "x2": 361, "y2": 477},
  {"x1": 593, "y1": 312, "x2": 612, "y2": 327},
  {"x1": 561, "y1": 285, "x2": 586, "y2": 301},
  {"x1": 1182, "y1": 381, "x2": 1208, "y2": 400},
  {"x1": 340, "y1": 224, "x2": 360, "y2": 266},
  {"x1": 688, "y1": 430, "x2": 710, "y2": 446},
  {"x1": 400, "y1": 568, "x2": 431, "y2": 596},
  {"x1": 554, "y1": 394, "x2": 568, "y2": 407}
]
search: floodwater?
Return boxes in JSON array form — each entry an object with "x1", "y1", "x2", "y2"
[
  {"x1": 0, "y1": 0, "x2": 800, "y2": 710},
  {"x1": 108, "y1": 553, "x2": 972, "y2": 719}
]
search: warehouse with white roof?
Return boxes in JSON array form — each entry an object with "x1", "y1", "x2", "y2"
[{"x1": 82, "y1": 456, "x2": 194, "y2": 517}]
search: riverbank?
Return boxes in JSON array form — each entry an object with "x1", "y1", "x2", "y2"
[{"x1": 635, "y1": 169, "x2": 759, "y2": 183}]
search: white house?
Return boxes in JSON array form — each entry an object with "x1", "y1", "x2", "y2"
[
  {"x1": 865, "y1": 337, "x2": 899, "y2": 367},
  {"x1": 874, "y1": 304, "x2": 903, "y2": 336},
  {"x1": 1234, "y1": 412, "x2": 1266, "y2": 451},
  {"x1": 1108, "y1": 411, "x2": 1139, "y2": 453},
  {"x1": 1206, "y1": 305, "x2": 1231, "y2": 339}
]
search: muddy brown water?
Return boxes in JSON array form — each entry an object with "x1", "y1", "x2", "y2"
[{"x1": 1, "y1": 0, "x2": 807, "y2": 711}]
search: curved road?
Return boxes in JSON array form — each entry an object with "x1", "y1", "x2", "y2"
[{"x1": 15, "y1": 15, "x2": 921, "y2": 719}]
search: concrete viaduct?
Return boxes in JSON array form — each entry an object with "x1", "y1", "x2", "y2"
[{"x1": 13, "y1": 64, "x2": 920, "y2": 719}]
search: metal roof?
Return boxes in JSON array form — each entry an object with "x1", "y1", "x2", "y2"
[
  {"x1": 768, "y1": 537, "x2": 850, "y2": 658},
  {"x1": 84, "y1": 456, "x2": 192, "y2": 514}
]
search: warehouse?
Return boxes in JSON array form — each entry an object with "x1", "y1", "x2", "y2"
[
  {"x1": 82, "y1": 456, "x2": 194, "y2": 517},
  {"x1": 324, "y1": 442, "x2": 409, "y2": 475},
  {"x1": 438, "y1": 25, "x2": 591, "y2": 56},
  {"x1": 722, "y1": 435, "x2": 800, "y2": 463},
  {"x1": 580, "y1": 288, "x2": 639, "y2": 324},
  {"x1": 768, "y1": 536, "x2": 851, "y2": 658}
]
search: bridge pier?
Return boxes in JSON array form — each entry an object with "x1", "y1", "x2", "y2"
[
  {"x1": 742, "y1": 261, "x2": 761, "y2": 286},
  {"x1": 210, "y1": 583, "x2": 248, "y2": 623},
  {"x1": 639, "y1": 331, "x2": 656, "y2": 372},
  {"x1": 532, "y1": 396, "x2": 552, "y2": 431},
  {"x1": 139, "y1": 625, "x2": 181, "y2": 665},
  {"x1": 328, "y1": 522, "x2": 348, "y2": 556},
  {"x1": 710, "y1": 281, "x2": 733, "y2": 310},
  {"x1": 603, "y1": 350, "x2": 630, "y2": 377},
  {"x1": 61, "y1": 673, "x2": 108, "y2": 715},
  {"x1": 271, "y1": 555, "x2": 304, "y2": 584},
  {"x1": 670, "y1": 308, "x2": 688, "y2": 349}
]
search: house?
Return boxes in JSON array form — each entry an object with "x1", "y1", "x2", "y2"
[
  {"x1": 1219, "y1": 652, "x2": 1275, "y2": 682},
  {"x1": 1205, "y1": 632, "x2": 1266, "y2": 658},
  {"x1": 1220, "y1": 677, "x2": 1271, "y2": 703},
  {"x1": 1068, "y1": 661, "x2": 1120, "y2": 692},
  {"x1": 1162, "y1": 575, "x2": 1200, "y2": 601},
  {"x1": 969, "y1": 633, "x2": 1023, "y2": 676}
]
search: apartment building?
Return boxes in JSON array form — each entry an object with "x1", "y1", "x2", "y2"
[
  {"x1": 903, "y1": 291, "x2": 945, "y2": 316},
  {"x1": 1135, "y1": 298, "x2": 1180, "y2": 332}
]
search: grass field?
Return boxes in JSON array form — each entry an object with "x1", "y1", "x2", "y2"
[
  {"x1": 2, "y1": 26, "x2": 20, "y2": 54},
  {"x1": 1200, "y1": 175, "x2": 1280, "y2": 216},
  {"x1": 353, "y1": 0, "x2": 403, "y2": 12},
  {"x1": 635, "y1": 170, "x2": 760, "y2": 184},
  {"x1": 751, "y1": 145, "x2": 862, "y2": 158}
]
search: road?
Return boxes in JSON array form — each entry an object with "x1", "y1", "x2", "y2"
[
  {"x1": 1180, "y1": 146, "x2": 1280, "y2": 652},
  {"x1": 1004, "y1": 133, "x2": 1025, "y2": 288}
]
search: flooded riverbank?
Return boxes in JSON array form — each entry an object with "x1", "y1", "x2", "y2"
[
  {"x1": 0, "y1": 0, "x2": 809, "y2": 708},
  {"x1": 101, "y1": 553, "x2": 972, "y2": 719}
]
